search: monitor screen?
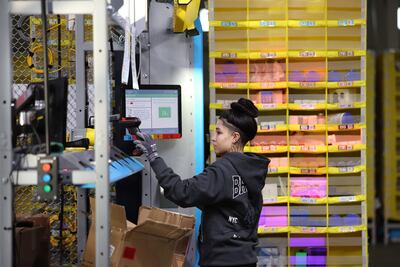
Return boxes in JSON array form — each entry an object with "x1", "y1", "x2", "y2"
[{"x1": 124, "y1": 85, "x2": 182, "y2": 138}]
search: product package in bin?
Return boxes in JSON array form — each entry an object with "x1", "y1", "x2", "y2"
[
  {"x1": 215, "y1": 73, "x2": 247, "y2": 83},
  {"x1": 250, "y1": 135, "x2": 287, "y2": 146},
  {"x1": 215, "y1": 61, "x2": 247, "y2": 83},
  {"x1": 259, "y1": 206, "x2": 288, "y2": 227},
  {"x1": 290, "y1": 132, "x2": 325, "y2": 146},
  {"x1": 328, "y1": 134, "x2": 361, "y2": 145},
  {"x1": 290, "y1": 178, "x2": 326, "y2": 198},
  {"x1": 290, "y1": 157, "x2": 326, "y2": 168},
  {"x1": 256, "y1": 247, "x2": 281, "y2": 267},
  {"x1": 291, "y1": 216, "x2": 326, "y2": 227}
]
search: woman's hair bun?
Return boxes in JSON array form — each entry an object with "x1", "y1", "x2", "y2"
[{"x1": 231, "y1": 98, "x2": 259, "y2": 118}]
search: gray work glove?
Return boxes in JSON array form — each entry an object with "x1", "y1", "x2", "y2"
[{"x1": 133, "y1": 132, "x2": 159, "y2": 162}]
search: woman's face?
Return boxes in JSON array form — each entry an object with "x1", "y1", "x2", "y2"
[{"x1": 211, "y1": 119, "x2": 240, "y2": 156}]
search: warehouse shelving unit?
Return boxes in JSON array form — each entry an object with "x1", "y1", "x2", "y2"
[
  {"x1": 209, "y1": 0, "x2": 367, "y2": 265},
  {"x1": 382, "y1": 51, "x2": 400, "y2": 244}
]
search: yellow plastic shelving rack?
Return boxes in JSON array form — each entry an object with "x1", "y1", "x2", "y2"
[{"x1": 209, "y1": 0, "x2": 368, "y2": 265}]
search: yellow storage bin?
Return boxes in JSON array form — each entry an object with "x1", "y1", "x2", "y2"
[{"x1": 249, "y1": 0, "x2": 286, "y2": 20}]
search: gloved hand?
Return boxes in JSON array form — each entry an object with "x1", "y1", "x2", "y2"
[{"x1": 133, "y1": 131, "x2": 159, "y2": 162}]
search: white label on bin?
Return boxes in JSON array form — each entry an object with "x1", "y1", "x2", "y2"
[
  {"x1": 299, "y1": 20, "x2": 316, "y2": 27},
  {"x1": 300, "y1": 82, "x2": 316, "y2": 87},
  {"x1": 221, "y1": 21, "x2": 237, "y2": 27},
  {"x1": 299, "y1": 51, "x2": 316, "y2": 57},
  {"x1": 338, "y1": 19, "x2": 355, "y2": 26},
  {"x1": 260, "y1": 21, "x2": 276, "y2": 27},
  {"x1": 339, "y1": 196, "x2": 356, "y2": 202},
  {"x1": 339, "y1": 226, "x2": 355, "y2": 232},
  {"x1": 260, "y1": 52, "x2": 277, "y2": 58},
  {"x1": 300, "y1": 198, "x2": 317, "y2": 204},
  {"x1": 347, "y1": 166, "x2": 355, "y2": 172},
  {"x1": 302, "y1": 227, "x2": 316, "y2": 232},
  {"x1": 221, "y1": 52, "x2": 237, "y2": 58},
  {"x1": 301, "y1": 103, "x2": 315, "y2": 109},
  {"x1": 261, "y1": 103, "x2": 277, "y2": 109}
]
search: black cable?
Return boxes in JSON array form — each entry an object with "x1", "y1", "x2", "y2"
[
  {"x1": 57, "y1": 15, "x2": 62, "y2": 78},
  {"x1": 30, "y1": 123, "x2": 42, "y2": 146},
  {"x1": 40, "y1": 0, "x2": 50, "y2": 155},
  {"x1": 16, "y1": 15, "x2": 30, "y2": 42}
]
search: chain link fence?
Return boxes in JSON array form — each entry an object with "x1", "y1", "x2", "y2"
[
  {"x1": 11, "y1": 11, "x2": 120, "y2": 266},
  {"x1": 11, "y1": 14, "x2": 85, "y2": 266}
]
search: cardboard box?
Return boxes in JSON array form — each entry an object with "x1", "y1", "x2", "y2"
[{"x1": 82, "y1": 199, "x2": 195, "y2": 267}]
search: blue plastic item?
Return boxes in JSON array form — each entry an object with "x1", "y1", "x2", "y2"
[
  {"x1": 289, "y1": 71, "x2": 305, "y2": 82},
  {"x1": 329, "y1": 215, "x2": 343, "y2": 226},
  {"x1": 306, "y1": 71, "x2": 321, "y2": 82},
  {"x1": 344, "y1": 70, "x2": 361, "y2": 81},
  {"x1": 80, "y1": 156, "x2": 144, "y2": 188},
  {"x1": 295, "y1": 251, "x2": 307, "y2": 267},
  {"x1": 328, "y1": 70, "x2": 341, "y2": 82},
  {"x1": 343, "y1": 214, "x2": 361, "y2": 225},
  {"x1": 341, "y1": 112, "x2": 355, "y2": 124}
]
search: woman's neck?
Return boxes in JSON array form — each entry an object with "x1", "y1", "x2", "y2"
[{"x1": 228, "y1": 144, "x2": 244, "y2": 153}]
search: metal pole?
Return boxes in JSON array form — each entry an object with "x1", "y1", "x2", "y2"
[
  {"x1": 74, "y1": 14, "x2": 89, "y2": 265},
  {"x1": 0, "y1": 2, "x2": 14, "y2": 266},
  {"x1": 40, "y1": 0, "x2": 50, "y2": 154},
  {"x1": 93, "y1": 1, "x2": 111, "y2": 266}
]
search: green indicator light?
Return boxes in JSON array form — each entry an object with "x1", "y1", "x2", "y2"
[{"x1": 43, "y1": 184, "x2": 52, "y2": 193}]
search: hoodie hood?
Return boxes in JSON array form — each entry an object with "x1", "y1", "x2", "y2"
[{"x1": 223, "y1": 152, "x2": 270, "y2": 196}]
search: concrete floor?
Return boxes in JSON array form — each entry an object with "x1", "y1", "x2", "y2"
[{"x1": 369, "y1": 244, "x2": 400, "y2": 266}]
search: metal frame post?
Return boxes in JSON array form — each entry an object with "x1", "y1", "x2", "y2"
[
  {"x1": 0, "y1": 5, "x2": 13, "y2": 267},
  {"x1": 93, "y1": 1, "x2": 111, "y2": 265},
  {"x1": 74, "y1": 14, "x2": 89, "y2": 264}
]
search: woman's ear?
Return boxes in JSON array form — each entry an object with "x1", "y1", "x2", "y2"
[{"x1": 231, "y1": 131, "x2": 241, "y2": 144}]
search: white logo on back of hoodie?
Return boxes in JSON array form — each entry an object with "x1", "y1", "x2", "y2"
[{"x1": 232, "y1": 175, "x2": 248, "y2": 199}]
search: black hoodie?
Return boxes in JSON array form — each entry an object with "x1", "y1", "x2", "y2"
[{"x1": 150, "y1": 152, "x2": 270, "y2": 266}]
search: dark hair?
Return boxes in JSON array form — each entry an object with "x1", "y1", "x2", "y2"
[{"x1": 219, "y1": 98, "x2": 259, "y2": 145}]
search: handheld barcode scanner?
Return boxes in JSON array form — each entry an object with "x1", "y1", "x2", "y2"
[{"x1": 119, "y1": 117, "x2": 143, "y2": 156}]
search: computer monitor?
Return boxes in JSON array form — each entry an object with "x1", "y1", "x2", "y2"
[
  {"x1": 123, "y1": 85, "x2": 182, "y2": 139},
  {"x1": 13, "y1": 77, "x2": 68, "y2": 151}
]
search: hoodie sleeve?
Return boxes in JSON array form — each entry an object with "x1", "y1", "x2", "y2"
[{"x1": 150, "y1": 157, "x2": 227, "y2": 208}]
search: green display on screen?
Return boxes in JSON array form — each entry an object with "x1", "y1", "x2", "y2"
[{"x1": 159, "y1": 107, "x2": 171, "y2": 118}]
